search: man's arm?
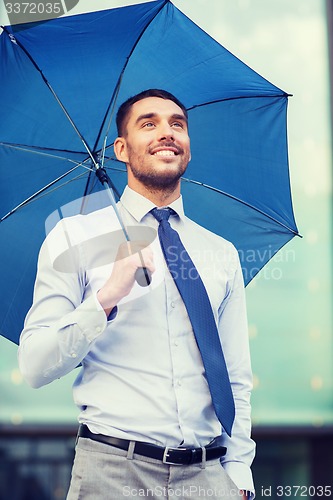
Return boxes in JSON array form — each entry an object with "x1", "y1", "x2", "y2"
[
  {"x1": 19, "y1": 221, "x2": 154, "y2": 388},
  {"x1": 18, "y1": 225, "x2": 108, "y2": 387},
  {"x1": 218, "y1": 245, "x2": 255, "y2": 496}
]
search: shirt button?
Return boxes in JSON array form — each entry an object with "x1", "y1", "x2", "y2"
[
  {"x1": 71, "y1": 353, "x2": 77, "y2": 359},
  {"x1": 177, "y1": 380, "x2": 182, "y2": 387},
  {"x1": 96, "y1": 326, "x2": 101, "y2": 333},
  {"x1": 170, "y1": 301, "x2": 175, "y2": 308},
  {"x1": 174, "y1": 341, "x2": 179, "y2": 347}
]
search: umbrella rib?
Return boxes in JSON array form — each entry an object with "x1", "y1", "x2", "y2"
[
  {"x1": 95, "y1": 0, "x2": 169, "y2": 155},
  {"x1": 0, "y1": 141, "x2": 87, "y2": 155},
  {"x1": 21, "y1": 171, "x2": 89, "y2": 205},
  {"x1": 0, "y1": 141, "x2": 88, "y2": 165},
  {"x1": 1, "y1": 26, "x2": 100, "y2": 172},
  {"x1": 181, "y1": 177, "x2": 301, "y2": 237},
  {"x1": 187, "y1": 93, "x2": 291, "y2": 112},
  {"x1": 0, "y1": 165, "x2": 88, "y2": 223}
]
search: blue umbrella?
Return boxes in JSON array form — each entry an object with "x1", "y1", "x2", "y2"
[{"x1": 0, "y1": 0, "x2": 300, "y2": 344}]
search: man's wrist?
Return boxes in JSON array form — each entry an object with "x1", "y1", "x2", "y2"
[{"x1": 97, "y1": 288, "x2": 120, "y2": 316}]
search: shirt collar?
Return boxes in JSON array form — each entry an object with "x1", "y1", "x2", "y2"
[{"x1": 120, "y1": 186, "x2": 185, "y2": 222}]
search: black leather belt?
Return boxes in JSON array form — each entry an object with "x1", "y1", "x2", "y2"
[{"x1": 78, "y1": 424, "x2": 226, "y2": 465}]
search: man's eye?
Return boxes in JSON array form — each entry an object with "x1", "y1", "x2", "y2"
[
  {"x1": 143, "y1": 122, "x2": 155, "y2": 128},
  {"x1": 172, "y1": 122, "x2": 184, "y2": 128}
]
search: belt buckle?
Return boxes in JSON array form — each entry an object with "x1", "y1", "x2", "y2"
[{"x1": 162, "y1": 446, "x2": 188, "y2": 465}]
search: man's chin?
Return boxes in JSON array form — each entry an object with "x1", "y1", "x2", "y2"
[
  {"x1": 139, "y1": 171, "x2": 183, "y2": 191},
  {"x1": 147, "y1": 176, "x2": 181, "y2": 191},
  {"x1": 129, "y1": 161, "x2": 187, "y2": 190}
]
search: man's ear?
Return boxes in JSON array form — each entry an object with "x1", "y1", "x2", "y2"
[{"x1": 114, "y1": 137, "x2": 129, "y2": 163}]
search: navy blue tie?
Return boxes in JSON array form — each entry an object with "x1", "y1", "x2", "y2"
[{"x1": 151, "y1": 207, "x2": 235, "y2": 436}]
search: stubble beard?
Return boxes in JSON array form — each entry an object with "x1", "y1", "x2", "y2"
[{"x1": 127, "y1": 150, "x2": 189, "y2": 194}]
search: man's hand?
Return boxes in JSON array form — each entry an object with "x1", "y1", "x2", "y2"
[{"x1": 97, "y1": 241, "x2": 155, "y2": 316}]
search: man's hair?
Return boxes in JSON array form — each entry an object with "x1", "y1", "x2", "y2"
[{"x1": 116, "y1": 89, "x2": 188, "y2": 137}]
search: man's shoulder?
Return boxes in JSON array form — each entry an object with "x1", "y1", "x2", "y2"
[
  {"x1": 42, "y1": 206, "x2": 119, "y2": 256},
  {"x1": 47, "y1": 206, "x2": 117, "y2": 236},
  {"x1": 40, "y1": 206, "x2": 121, "y2": 271}
]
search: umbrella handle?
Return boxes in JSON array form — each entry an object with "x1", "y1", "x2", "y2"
[{"x1": 135, "y1": 267, "x2": 152, "y2": 287}]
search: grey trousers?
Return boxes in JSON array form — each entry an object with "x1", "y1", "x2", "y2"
[{"x1": 66, "y1": 437, "x2": 242, "y2": 499}]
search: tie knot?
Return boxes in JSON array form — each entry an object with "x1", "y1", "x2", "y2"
[{"x1": 150, "y1": 207, "x2": 174, "y2": 223}]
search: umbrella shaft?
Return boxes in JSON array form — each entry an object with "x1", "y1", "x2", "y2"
[
  {"x1": 102, "y1": 181, "x2": 130, "y2": 241},
  {"x1": 101, "y1": 180, "x2": 151, "y2": 287}
]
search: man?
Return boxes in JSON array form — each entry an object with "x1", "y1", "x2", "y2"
[{"x1": 19, "y1": 89, "x2": 255, "y2": 499}]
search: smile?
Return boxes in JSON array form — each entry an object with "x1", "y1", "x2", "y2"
[{"x1": 153, "y1": 150, "x2": 177, "y2": 157}]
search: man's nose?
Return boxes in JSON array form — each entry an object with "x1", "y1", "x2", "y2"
[{"x1": 157, "y1": 122, "x2": 174, "y2": 141}]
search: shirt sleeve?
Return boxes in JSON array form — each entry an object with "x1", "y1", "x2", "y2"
[
  {"x1": 18, "y1": 222, "x2": 115, "y2": 389},
  {"x1": 218, "y1": 244, "x2": 256, "y2": 495}
]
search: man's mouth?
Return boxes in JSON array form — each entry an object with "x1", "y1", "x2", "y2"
[
  {"x1": 153, "y1": 149, "x2": 177, "y2": 157},
  {"x1": 150, "y1": 144, "x2": 182, "y2": 157}
]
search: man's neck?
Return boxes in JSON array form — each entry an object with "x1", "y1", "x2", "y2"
[{"x1": 128, "y1": 182, "x2": 181, "y2": 207}]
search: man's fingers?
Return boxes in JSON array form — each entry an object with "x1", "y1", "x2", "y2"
[
  {"x1": 117, "y1": 241, "x2": 154, "y2": 268},
  {"x1": 116, "y1": 240, "x2": 151, "y2": 260},
  {"x1": 140, "y1": 255, "x2": 155, "y2": 274}
]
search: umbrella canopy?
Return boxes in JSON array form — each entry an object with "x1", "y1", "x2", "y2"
[{"x1": 0, "y1": 0, "x2": 300, "y2": 344}]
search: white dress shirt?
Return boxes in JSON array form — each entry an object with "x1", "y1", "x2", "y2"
[{"x1": 19, "y1": 186, "x2": 255, "y2": 493}]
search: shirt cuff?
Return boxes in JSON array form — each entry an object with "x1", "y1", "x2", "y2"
[
  {"x1": 222, "y1": 461, "x2": 255, "y2": 498},
  {"x1": 57, "y1": 294, "x2": 107, "y2": 343},
  {"x1": 93, "y1": 291, "x2": 119, "y2": 322}
]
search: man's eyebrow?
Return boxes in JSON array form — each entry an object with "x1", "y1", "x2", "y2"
[
  {"x1": 135, "y1": 113, "x2": 156, "y2": 124},
  {"x1": 171, "y1": 113, "x2": 188, "y2": 123},
  {"x1": 135, "y1": 113, "x2": 188, "y2": 125}
]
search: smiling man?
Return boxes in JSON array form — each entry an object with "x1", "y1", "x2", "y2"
[
  {"x1": 115, "y1": 93, "x2": 191, "y2": 196},
  {"x1": 19, "y1": 89, "x2": 255, "y2": 499}
]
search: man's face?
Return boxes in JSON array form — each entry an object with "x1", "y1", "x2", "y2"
[{"x1": 114, "y1": 97, "x2": 191, "y2": 191}]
